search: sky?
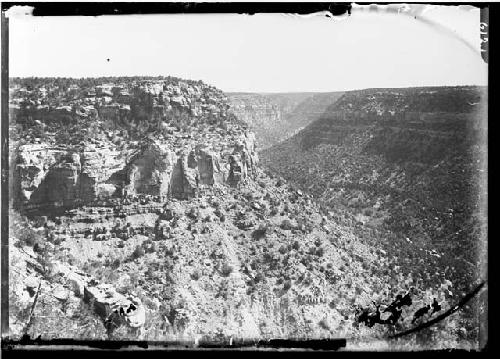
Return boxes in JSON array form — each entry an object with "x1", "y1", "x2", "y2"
[{"x1": 8, "y1": 5, "x2": 488, "y2": 93}]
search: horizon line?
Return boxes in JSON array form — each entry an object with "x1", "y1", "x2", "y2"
[{"x1": 9, "y1": 76, "x2": 487, "y2": 94}]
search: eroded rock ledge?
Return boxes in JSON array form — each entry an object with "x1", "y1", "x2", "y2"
[
  {"x1": 12, "y1": 78, "x2": 259, "y2": 214},
  {"x1": 16, "y1": 133, "x2": 258, "y2": 213}
]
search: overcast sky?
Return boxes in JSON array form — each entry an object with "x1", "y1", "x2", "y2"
[{"x1": 8, "y1": 5, "x2": 487, "y2": 93}]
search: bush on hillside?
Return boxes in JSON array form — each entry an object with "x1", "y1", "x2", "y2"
[
  {"x1": 221, "y1": 263, "x2": 233, "y2": 276},
  {"x1": 131, "y1": 245, "x2": 145, "y2": 260},
  {"x1": 18, "y1": 226, "x2": 41, "y2": 247},
  {"x1": 283, "y1": 279, "x2": 292, "y2": 291}
]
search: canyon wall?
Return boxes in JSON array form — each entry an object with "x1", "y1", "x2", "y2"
[
  {"x1": 11, "y1": 79, "x2": 258, "y2": 214},
  {"x1": 261, "y1": 86, "x2": 487, "y2": 292},
  {"x1": 228, "y1": 92, "x2": 344, "y2": 150},
  {"x1": 14, "y1": 132, "x2": 258, "y2": 214}
]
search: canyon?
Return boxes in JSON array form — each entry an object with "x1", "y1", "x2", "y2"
[
  {"x1": 7, "y1": 78, "x2": 486, "y2": 349},
  {"x1": 228, "y1": 92, "x2": 344, "y2": 150},
  {"x1": 259, "y1": 86, "x2": 487, "y2": 303}
]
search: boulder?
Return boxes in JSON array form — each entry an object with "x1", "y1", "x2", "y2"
[
  {"x1": 67, "y1": 271, "x2": 86, "y2": 297},
  {"x1": 83, "y1": 284, "x2": 146, "y2": 328},
  {"x1": 25, "y1": 275, "x2": 40, "y2": 296},
  {"x1": 52, "y1": 285, "x2": 69, "y2": 301},
  {"x1": 235, "y1": 219, "x2": 255, "y2": 230}
]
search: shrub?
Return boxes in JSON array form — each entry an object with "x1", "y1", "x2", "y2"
[
  {"x1": 280, "y1": 219, "x2": 294, "y2": 230},
  {"x1": 191, "y1": 270, "x2": 201, "y2": 280},
  {"x1": 318, "y1": 318, "x2": 330, "y2": 330},
  {"x1": 145, "y1": 242, "x2": 157, "y2": 254},
  {"x1": 33, "y1": 244, "x2": 54, "y2": 277},
  {"x1": 316, "y1": 247, "x2": 325, "y2": 257},
  {"x1": 283, "y1": 279, "x2": 292, "y2": 291},
  {"x1": 263, "y1": 252, "x2": 273, "y2": 263},
  {"x1": 131, "y1": 245, "x2": 145, "y2": 260},
  {"x1": 221, "y1": 263, "x2": 233, "y2": 276},
  {"x1": 292, "y1": 241, "x2": 300, "y2": 251},
  {"x1": 187, "y1": 207, "x2": 200, "y2": 220},
  {"x1": 254, "y1": 271, "x2": 264, "y2": 283},
  {"x1": 252, "y1": 226, "x2": 267, "y2": 240},
  {"x1": 282, "y1": 255, "x2": 290, "y2": 266},
  {"x1": 111, "y1": 258, "x2": 121, "y2": 269},
  {"x1": 145, "y1": 266, "x2": 156, "y2": 280},
  {"x1": 18, "y1": 227, "x2": 40, "y2": 247},
  {"x1": 165, "y1": 247, "x2": 175, "y2": 256},
  {"x1": 250, "y1": 260, "x2": 258, "y2": 270},
  {"x1": 67, "y1": 254, "x2": 77, "y2": 266}
]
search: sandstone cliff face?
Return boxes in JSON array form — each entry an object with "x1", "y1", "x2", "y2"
[
  {"x1": 15, "y1": 138, "x2": 259, "y2": 213},
  {"x1": 13, "y1": 80, "x2": 259, "y2": 214},
  {"x1": 124, "y1": 143, "x2": 177, "y2": 197},
  {"x1": 121, "y1": 133, "x2": 258, "y2": 200},
  {"x1": 15, "y1": 144, "x2": 127, "y2": 211}
]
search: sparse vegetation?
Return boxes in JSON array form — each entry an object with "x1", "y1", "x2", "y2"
[
  {"x1": 221, "y1": 263, "x2": 233, "y2": 277},
  {"x1": 7, "y1": 78, "x2": 484, "y2": 348},
  {"x1": 131, "y1": 245, "x2": 145, "y2": 260}
]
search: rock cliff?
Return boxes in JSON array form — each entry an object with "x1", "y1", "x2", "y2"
[{"x1": 12, "y1": 78, "x2": 258, "y2": 214}]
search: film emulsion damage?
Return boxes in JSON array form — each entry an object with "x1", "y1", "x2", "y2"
[{"x1": 1, "y1": 2, "x2": 488, "y2": 352}]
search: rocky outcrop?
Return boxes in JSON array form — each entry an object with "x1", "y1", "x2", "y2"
[
  {"x1": 124, "y1": 142, "x2": 177, "y2": 197},
  {"x1": 12, "y1": 78, "x2": 259, "y2": 214},
  {"x1": 127, "y1": 133, "x2": 258, "y2": 199},
  {"x1": 16, "y1": 146, "x2": 85, "y2": 209},
  {"x1": 16, "y1": 145, "x2": 64, "y2": 204},
  {"x1": 227, "y1": 134, "x2": 258, "y2": 187},
  {"x1": 15, "y1": 144, "x2": 127, "y2": 212},
  {"x1": 50, "y1": 262, "x2": 146, "y2": 328},
  {"x1": 9, "y1": 237, "x2": 146, "y2": 332},
  {"x1": 83, "y1": 284, "x2": 146, "y2": 329},
  {"x1": 15, "y1": 134, "x2": 258, "y2": 213}
]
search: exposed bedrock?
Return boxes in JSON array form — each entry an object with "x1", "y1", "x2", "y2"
[
  {"x1": 12, "y1": 78, "x2": 260, "y2": 214},
  {"x1": 52, "y1": 261, "x2": 146, "y2": 329},
  {"x1": 15, "y1": 133, "x2": 258, "y2": 213}
]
